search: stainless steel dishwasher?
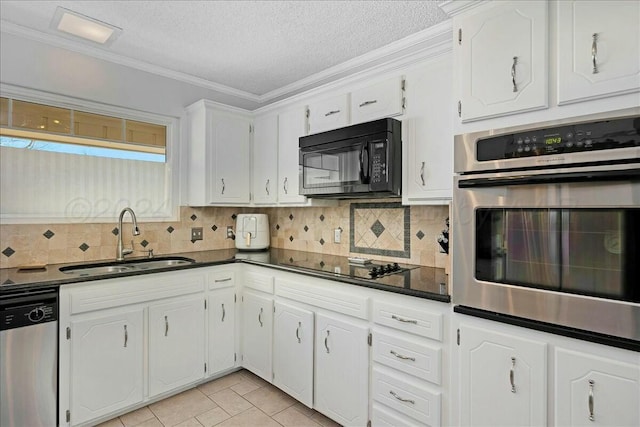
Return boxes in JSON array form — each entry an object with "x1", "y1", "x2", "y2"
[{"x1": 1, "y1": 288, "x2": 58, "y2": 427}]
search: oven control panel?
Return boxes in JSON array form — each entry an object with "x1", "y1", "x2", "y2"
[{"x1": 476, "y1": 116, "x2": 639, "y2": 161}]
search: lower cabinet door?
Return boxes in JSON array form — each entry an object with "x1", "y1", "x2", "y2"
[
  {"x1": 273, "y1": 301, "x2": 314, "y2": 407},
  {"x1": 555, "y1": 347, "x2": 640, "y2": 427},
  {"x1": 148, "y1": 295, "x2": 205, "y2": 397},
  {"x1": 314, "y1": 312, "x2": 369, "y2": 427},
  {"x1": 70, "y1": 308, "x2": 144, "y2": 426},
  {"x1": 241, "y1": 291, "x2": 273, "y2": 381},
  {"x1": 208, "y1": 288, "x2": 236, "y2": 375}
]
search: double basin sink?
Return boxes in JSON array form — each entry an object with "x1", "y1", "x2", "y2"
[{"x1": 59, "y1": 256, "x2": 195, "y2": 277}]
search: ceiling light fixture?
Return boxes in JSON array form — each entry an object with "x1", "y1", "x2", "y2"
[{"x1": 51, "y1": 7, "x2": 122, "y2": 46}]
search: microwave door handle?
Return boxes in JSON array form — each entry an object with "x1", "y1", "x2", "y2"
[{"x1": 359, "y1": 144, "x2": 370, "y2": 183}]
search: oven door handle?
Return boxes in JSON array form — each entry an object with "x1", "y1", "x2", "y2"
[{"x1": 458, "y1": 168, "x2": 640, "y2": 188}]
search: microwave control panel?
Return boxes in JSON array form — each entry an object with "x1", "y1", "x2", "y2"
[
  {"x1": 370, "y1": 141, "x2": 387, "y2": 188},
  {"x1": 476, "y1": 116, "x2": 639, "y2": 161}
]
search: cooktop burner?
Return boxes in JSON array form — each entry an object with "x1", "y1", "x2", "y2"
[{"x1": 280, "y1": 256, "x2": 419, "y2": 283}]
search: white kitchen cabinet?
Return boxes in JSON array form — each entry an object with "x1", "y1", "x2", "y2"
[
  {"x1": 186, "y1": 100, "x2": 251, "y2": 205},
  {"x1": 207, "y1": 280, "x2": 236, "y2": 376},
  {"x1": 69, "y1": 308, "x2": 144, "y2": 426},
  {"x1": 402, "y1": 55, "x2": 454, "y2": 204},
  {"x1": 241, "y1": 290, "x2": 274, "y2": 382},
  {"x1": 314, "y1": 312, "x2": 369, "y2": 427},
  {"x1": 555, "y1": 347, "x2": 640, "y2": 427},
  {"x1": 273, "y1": 301, "x2": 314, "y2": 407},
  {"x1": 252, "y1": 113, "x2": 279, "y2": 204},
  {"x1": 457, "y1": 323, "x2": 547, "y2": 427},
  {"x1": 307, "y1": 94, "x2": 350, "y2": 134},
  {"x1": 148, "y1": 295, "x2": 205, "y2": 397},
  {"x1": 277, "y1": 107, "x2": 307, "y2": 204},
  {"x1": 351, "y1": 76, "x2": 405, "y2": 124},
  {"x1": 557, "y1": 1, "x2": 640, "y2": 105},
  {"x1": 454, "y1": 1, "x2": 548, "y2": 122}
]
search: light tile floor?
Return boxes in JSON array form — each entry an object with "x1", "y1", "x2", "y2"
[{"x1": 97, "y1": 370, "x2": 341, "y2": 427}]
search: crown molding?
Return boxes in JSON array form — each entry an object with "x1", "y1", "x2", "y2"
[
  {"x1": 1, "y1": 18, "x2": 453, "y2": 110},
  {"x1": 438, "y1": 0, "x2": 489, "y2": 16}
]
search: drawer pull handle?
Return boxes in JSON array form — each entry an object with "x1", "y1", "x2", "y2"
[
  {"x1": 258, "y1": 307, "x2": 263, "y2": 327},
  {"x1": 124, "y1": 324, "x2": 128, "y2": 348},
  {"x1": 390, "y1": 350, "x2": 415, "y2": 361},
  {"x1": 588, "y1": 379, "x2": 595, "y2": 421},
  {"x1": 391, "y1": 314, "x2": 417, "y2": 324},
  {"x1": 510, "y1": 357, "x2": 516, "y2": 393},
  {"x1": 390, "y1": 390, "x2": 415, "y2": 404},
  {"x1": 165, "y1": 315, "x2": 169, "y2": 337},
  {"x1": 359, "y1": 100, "x2": 378, "y2": 108},
  {"x1": 324, "y1": 330, "x2": 330, "y2": 353},
  {"x1": 592, "y1": 33, "x2": 599, "y2": 74},
  {"x1": 324, "y1": 110, "x2": 341, "y2": 117},
  {"x1": 221, "y1": 303, "x2": 226, "y2": 322},
  {"x1": 296, "y1": 322, "x2": 301, "y2": 343},
  {"x1": 215, "y1": 277, "x2": 232, "y2": 283}
]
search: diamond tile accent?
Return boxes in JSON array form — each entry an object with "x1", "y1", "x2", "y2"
[
  {"x1": 319, "y1": 238, "x2": 325, "y2": 245},
  {"x1": 319, "y1": 214, "x2": 325, "y2": 221},
  {"x1": 231, "y1": 214, "x2": 237, "y2": 220},
  {"x1": 289, "y1": 257, "x2": 294, "y2": 263},
  {"x1": 212, "y1": 225, "x2": 218, "y2": 231},
  {"x1": 166, "y1": 226, "x2": 174, "y2": 233},
  {"x1": 141, "y1": 240, "x2": 149, "y2": 248},
  {"x1": 416, "y1": 230, "x2": 425, "y2": 240},
  {"x1": 2, "y1": 247, "x2": 15, "y2": 258},
  {"x1": 370, "y1": 220, "x2": 386, "y2": 238},
  {"x1": 43, "y1": 230, "x2": 55, "y2": 239},
  {"x1": 289, "y1": 214, "x2": 294, "y2": 220},
  {"x1": 112, "y1": 227, "x2": 119, "y2": 236},
  {"x1": 2, "y1": 279, "x2": 15, "y2": 285},
  {"x1": 304, "y1": 225, "x2": 309, "y2": 232},
  {"x1": 276, "y1": 224, "x2": 280, "y2": 230},
  {"x1": 191, "y1": 214, "x2": 198, "y2": 221},
  {"x1": 319, "y1": 261, "x2": 325, "y2": 268},
  {"x1": 79, "y1": 243, "x2": 89, "y2": 252},
  {"x1": 289, "y1": 236, "x2": 294, "y2": 242}
]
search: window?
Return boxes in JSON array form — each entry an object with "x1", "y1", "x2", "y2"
[{"x1": 0, "y1": 93, "x2": 176, "y2": 223}]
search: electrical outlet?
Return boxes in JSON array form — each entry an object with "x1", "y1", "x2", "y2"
[
  {"x1": 226, "y1": 226, "x2": 235, "y2": 239},
  {"x1": 191, "y1": 227, "x2": 203, "y2": 241},
  {"x1": 334, "y1": 228, "x2": 341, "y2": 243}
]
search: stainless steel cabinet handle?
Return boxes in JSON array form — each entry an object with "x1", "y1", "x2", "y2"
[
  {"x1": 296, "y1": 321, "x2": 301, "y2": 343},
  {"x1": 510, "y1": 357, "x2": 516, "y2": 393},
  {"x1": 324, "y1": 330, "x2": 330, "y2": 353},
  {"x1": 511, "y1": 56, "x2": 518, "y2": 92},
  {"x1": 391, "y1": 314, "x2": 418, "y2": 324},
  {"x1": 258, "y1": 307, "x2": 263, "y2": 327},
  {"x1": 324, "y1": 110, "x2": 340, "y2": 117},
  {"x1": 390, "y1": 350, "x2": 416, "y2": 361},
  {"x1": 124, "y1": 324, "x2": 128, "y2": 348},
  {"x1": 221, "y1": 178, "x2": 225, "y2": 195},
  {"x1": 359, "y1": 100, "x2": 378, "y2": 108},
  {"x1": 588, "y1": 380, "x2": 595, "y2": 421},
  {"x1": 390, "y1": 390, "x2": 415, "y2": 404},
  {"x1": 164, "y1": 315, "x2": 169, "y2": 337},
  {"x1": 221, "y1": 303, "x2": 226, "y2": 322},
  {"x1": 283, "y1": 177, "x2": 288, "y2": 194},
  {"x1": 265, "y1": 179, "x2": 270, "y2": 195},
  {"x1": 214, "y1": 277, "x2": 232, "y2": 283},
  {"x1": 592, "y1": 33, "x2": 599, "y2": 74},
  {"x1": 420, "y1": 162, "x2": 425, "y2": 186}
]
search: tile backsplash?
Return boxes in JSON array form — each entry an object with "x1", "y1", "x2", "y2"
[{"x1": 0, "y1": 202, "x2": 450, "y2": 272}]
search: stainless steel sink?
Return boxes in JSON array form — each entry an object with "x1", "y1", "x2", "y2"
[{"x1": 60, "y1": 257, "x2": 195, "y2": 276}]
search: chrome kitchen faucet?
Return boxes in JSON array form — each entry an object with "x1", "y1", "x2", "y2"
[{"x1": 116, "y1": 207, "x2": 140, "y2": 261}]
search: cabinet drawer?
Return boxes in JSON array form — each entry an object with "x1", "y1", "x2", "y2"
[
  {"x1": 373, "y1": 301, "x2": 442, "y2": 341},
  {"x1": 373, "y1": 330, "x2": 441, "y2": 385},
  {"x1": 372, "y1": 367, "x2": 441, "y2": 426},
  {"x1": 276, "y1": 278, "x2": 369, "y2": 320},
  {"x1": 208, "y1": 269, "x2": 235, "y2": 289},
  {"x1": 307, "y1": 94, "x2": 350, "y2": 134},
  {"x1": 351, "y1": 76, "x2": 404, "y2": 124},
  {"x1": 372, "y1": 403, "x2": 424, "y2": 427},
  {"x1": 244, "y1": 271, "x2": 274, "y2": 294}
]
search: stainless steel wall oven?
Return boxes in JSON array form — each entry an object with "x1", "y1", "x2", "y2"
[{"x1": 452, "y1": 108, "x2": 640, "y2": 343}]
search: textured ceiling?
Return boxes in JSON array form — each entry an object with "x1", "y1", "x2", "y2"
[{"x1": 0, "y1": 1, "x2": 449, "y2": 101}]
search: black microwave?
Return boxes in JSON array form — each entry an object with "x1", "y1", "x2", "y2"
[{"x1": 299, "y1": 118, "x2": 402, "y2": 198}]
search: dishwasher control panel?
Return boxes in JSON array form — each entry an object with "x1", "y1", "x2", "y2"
[{"x1": 0, "y1": 290, "x2": 58, "y2": 330}]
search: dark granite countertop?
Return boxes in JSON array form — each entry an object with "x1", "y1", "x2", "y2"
[{"x1": 0, "y1": 248, "x2": 449, "y2": 303}]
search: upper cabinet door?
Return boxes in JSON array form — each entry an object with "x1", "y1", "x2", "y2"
[
  {"x1": 307, "y1": 94, "x2": 350, "y2": 134},
  {"x1": 557, "y1": 1, "x2": 640, "y2": 105},
  {"x1": 455, "y1": 1, "x2": 548, "y2": 122},
  {"x1": 252, "y1": 114, "x2": 279, "y2": 205},
  {"x1": 211, "y1": 111, "x2": 251, "y2": 204},
  {"x1": 350, "y1": 76, "x2": 405, "y2": 125},
  {"x1": 277, "y1": 107, "x2": 307, "y2": 204}
]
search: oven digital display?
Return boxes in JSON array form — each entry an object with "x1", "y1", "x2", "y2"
[{"x1": 545, "y1": 136, "x2": 562, "y2": 145}]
